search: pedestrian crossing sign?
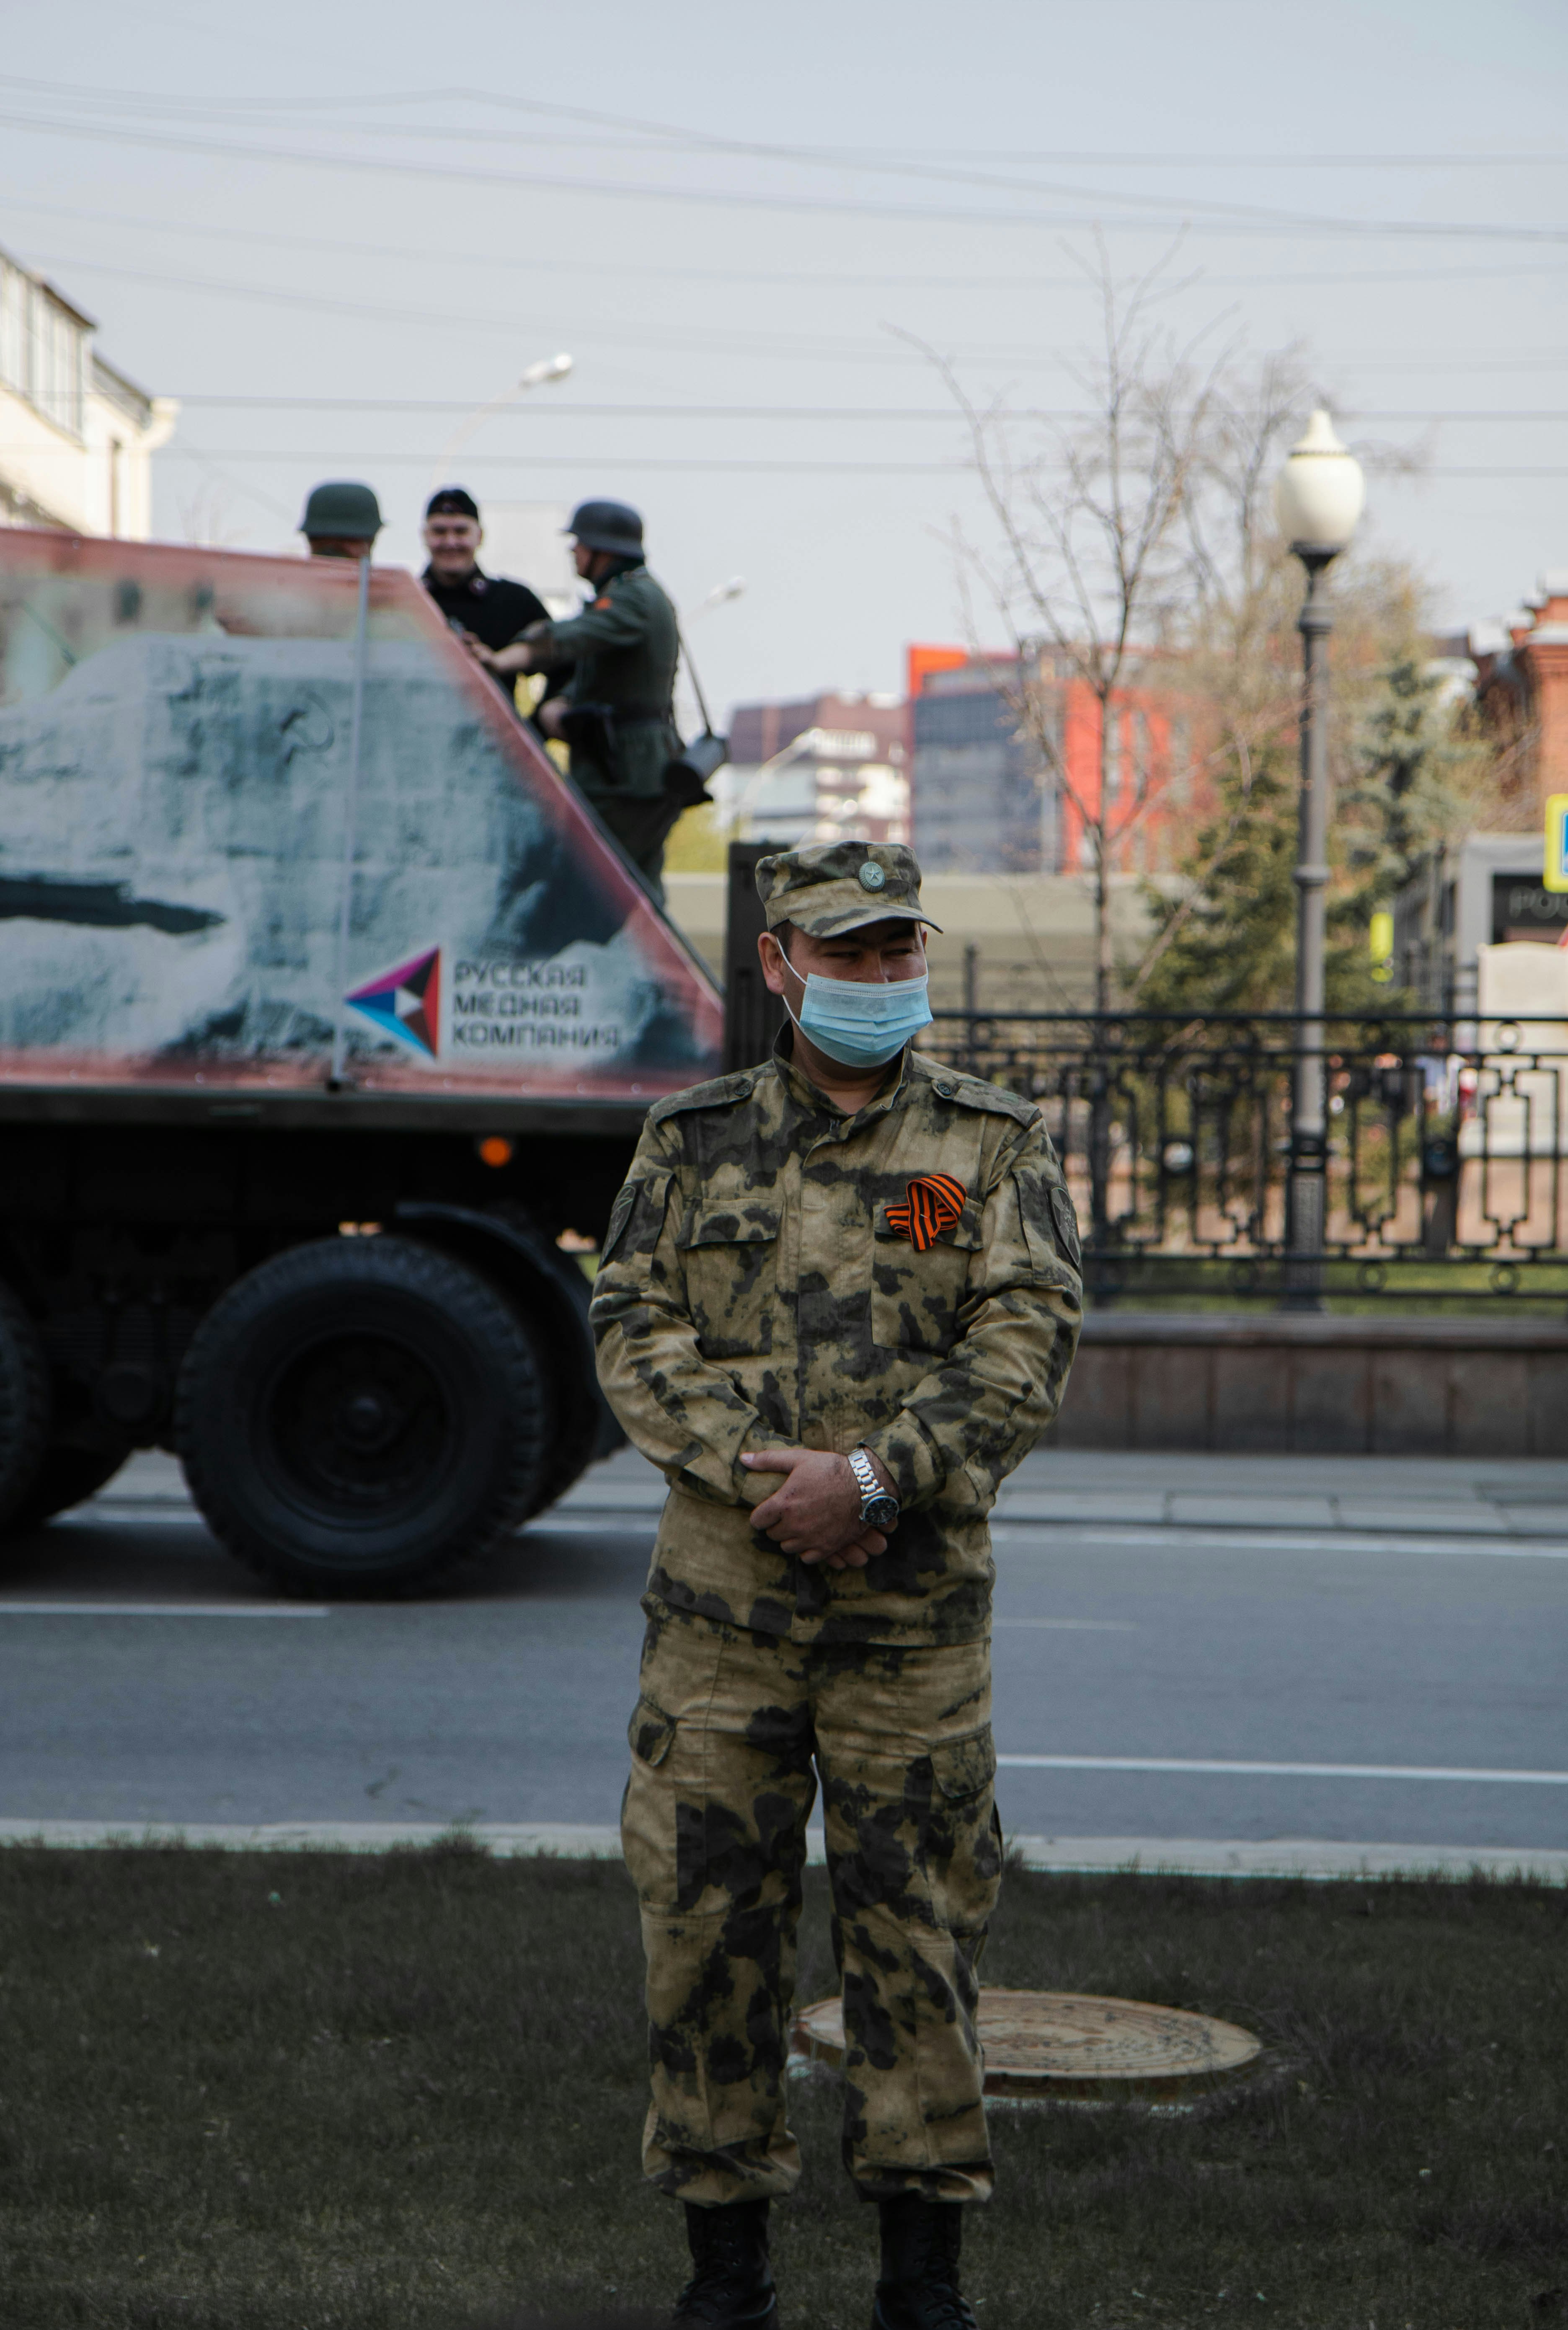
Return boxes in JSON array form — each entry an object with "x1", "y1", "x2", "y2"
[{"x1": 1547, "y1": 794, "x2": 1568, "y2": 894}]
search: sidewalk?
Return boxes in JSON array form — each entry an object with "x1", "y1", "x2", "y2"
[
  {"x1": 558, "y1": 1446, "x2": 1568, "y2": 1543},
  {"x1": 75, "y1": 1446, "x2": 1568, "y2": 1546}
]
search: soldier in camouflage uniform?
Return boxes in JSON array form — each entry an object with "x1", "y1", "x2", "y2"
[{"x1": 590, "y1": 842, "x2": 1082, "y2": 2330}]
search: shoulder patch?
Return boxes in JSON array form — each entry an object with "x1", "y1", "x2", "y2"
[
  {"x1": 647, "y1": 1067, "x2": 763, "y2": 1124},
  {"x1": 910, "y1": 1056, "x2": 1038, "y2": 1125}
]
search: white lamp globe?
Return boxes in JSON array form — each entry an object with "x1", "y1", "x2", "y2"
[{"x1": 1274, "y1": 409, "x2": 1365, "y2": 553}]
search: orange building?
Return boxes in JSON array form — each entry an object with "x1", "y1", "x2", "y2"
[
  {"x1": 1470, "y1": 573, "x2": 1568, "y2": 822},
  {"x1": 908, "y1": 642, "x2": 1199, "y2": 876}
]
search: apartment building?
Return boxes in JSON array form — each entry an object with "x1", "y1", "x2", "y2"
[
  {"x1": 0, "y1": 244, "x2": 176, "y2": 538},
  {"x1": 909, "y1": 643, "x2": 1195, "y2": 877},
  {"x1": 722, "y1": 690, "x2": 911, "y2": 848}
]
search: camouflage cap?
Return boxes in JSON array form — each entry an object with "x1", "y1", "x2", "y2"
[{"x1": 755, "y1": 841, "x2": 942, "y2": 937}]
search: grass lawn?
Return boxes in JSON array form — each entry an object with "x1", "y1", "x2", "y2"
[{"x1": 0, "y1": 1845, "x2": 1563, "y2": 2328}]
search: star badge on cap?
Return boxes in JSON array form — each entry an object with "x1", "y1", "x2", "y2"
[{"x1": 858, "y1": 861, "x2": 887, "y2": 892}]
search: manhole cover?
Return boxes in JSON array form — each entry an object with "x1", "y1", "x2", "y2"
[{"x1": 791, "y1": 1988, "x2": 1262, "y2": 2102}]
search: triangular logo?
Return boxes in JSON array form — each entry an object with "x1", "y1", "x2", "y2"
[{"x1": 346, "y1": 945, "x2": 442, "y2": 1058}]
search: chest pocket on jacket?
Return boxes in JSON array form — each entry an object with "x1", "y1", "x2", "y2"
[
  {"x1": 677, "y1": 1203, "x2": 779, "y2": 1359},
  {"x1": 870, "y1": 1199, "x2": 984, "y2": 1356}
]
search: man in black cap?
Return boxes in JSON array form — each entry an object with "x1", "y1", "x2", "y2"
[
  {"x1": 420, "y1": 486, "x2": 552, "y2": 708},
  {"x1": 300, "y1": 480, "x2": 383, "y2": 560},
  {"x1": 465, "y1": 498, "x2": 681, "y2": 893}
]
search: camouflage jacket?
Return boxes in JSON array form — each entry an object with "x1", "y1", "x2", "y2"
[{"x1": 590, "y1": 1040, "x2": 1083, "y2": 1646}]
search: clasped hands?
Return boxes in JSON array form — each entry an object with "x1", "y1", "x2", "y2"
[{"x1": 740, "y1": 1446, "x2": 896, "y2": 1571}]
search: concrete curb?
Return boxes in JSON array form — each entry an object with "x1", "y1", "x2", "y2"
[
  {"x1": 1004, "y1": 1834, "x2": 1568, "y2": 1881},
  {"x1": 0, "y1": 1819, "x2": 625, "y2": 1857},
  {"x1": 546, "y1": 1496, "x2": 1568, "y2": 1546},
  {"x1": 2, "y1": 1818, "x2": 1563, "y2": 1882}
]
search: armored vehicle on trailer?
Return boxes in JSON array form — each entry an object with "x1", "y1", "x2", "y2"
[{"x1": 0, "y1": 528, "x2": 721, "y2": 1592}]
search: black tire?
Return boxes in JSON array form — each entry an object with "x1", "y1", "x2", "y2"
[
  {"x1": 0, "y1": 1282, "x2": 51, "y2": 1537},
  {"x1": 394, "y1": 1203, "x2": 623, "y2": 1525},
  {"x1": 10, "y1": 1443, "x2": 128, "y2": 1531},
  {"x1": 174, "y1": 1237, "x2": 548, "y2": 1595},
  {"x1": 514, "y1": 1252, "x2": 618, "y2": 1520}
]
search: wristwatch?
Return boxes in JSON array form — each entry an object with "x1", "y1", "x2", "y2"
[{"x1": 848, "y1": 1446, "x2": 900, "y2": 1532}]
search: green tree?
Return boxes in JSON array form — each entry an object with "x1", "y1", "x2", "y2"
[
  {"x1": 1134, "y1": 729, "x2": 1298, "y2": 1011},
  {"x1": 1136, "y1": 562, "x2": 1486, "y2": 1013},
  {"x1": 1332, "y1": 638, "x2": 1485, "y2": 993}
]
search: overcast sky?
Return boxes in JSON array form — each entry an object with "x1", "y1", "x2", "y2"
[{"x1": 1, "y1": 0, "x2": 1564, "y2": 721}]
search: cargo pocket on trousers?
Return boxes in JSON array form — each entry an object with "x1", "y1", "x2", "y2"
[
  {"x1": 628, "y1": 1696, "x2": 677, "y2": 1769},
  {"x1": 623, "y1": 1697, "x2": 679, "y2": 1906},
  {"x1": 927, "y1": 1727, "x2": 1001, "y2": 1933},
  {"x1": 931, "y1": 1726, "x2": 997, "y2": 1804}
]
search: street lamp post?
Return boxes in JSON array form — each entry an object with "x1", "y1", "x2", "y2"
[
  {"x1": 685, "y1": 576, "x2": 747, "y2": 623},
  {"x1": 721, "y1": 729, "x2": 818, "y2": 838},
  {"x1": 1273, "y1": 409, "x2": 1365, "y2": 1310},
  {"x1": 424, "y1": 352, "x2": 574, "y2": 495}
]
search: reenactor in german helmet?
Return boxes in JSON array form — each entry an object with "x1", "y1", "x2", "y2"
[
  {"x1": 299, "y1": 480, "x2": 383, "y2": 560},
  {"x1": 465, "y1": 498, "x2": 682, "y2": 897},
  {"x1": 590, "y1": 841, "x2": 1083, "y2": 2330}
]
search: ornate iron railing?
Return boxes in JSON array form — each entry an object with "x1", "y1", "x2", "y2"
[{"x1": 922, "y1": 1010, "x2": 1568, "y2": 1306}]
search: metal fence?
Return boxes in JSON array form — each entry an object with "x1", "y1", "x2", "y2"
[{"x1": 921, "y1": 1010, "x2": 1568, "y2": 1306}]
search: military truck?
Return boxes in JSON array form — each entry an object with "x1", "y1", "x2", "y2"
[{"x1": 0, "y1": 528, "x2": 722, "y2": 1592}]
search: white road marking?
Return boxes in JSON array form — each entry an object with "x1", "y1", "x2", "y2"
[
  {"x1": 992, "y1": 1527, "x2": 1568, "y2": 1559},
  {"x1": 993, "y1": 1617, "x2": 1136, "y2": 1630},
  {"x1": 63, "y1": 1508, "x2": 210, "y2": 1527},
  {"x1": 997, "y1": 1754, "x2": 1568, "y2": 1784},
  {"x1": 0, "y1": 1602, "x2": 329, "y2": 1618},
  {"x1": 523, "y1": 1515, "x2": 657, "y2": 1534}
]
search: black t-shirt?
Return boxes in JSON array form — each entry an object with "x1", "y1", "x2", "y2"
[{"x1": 421, "y1": 565, "x2": 551, "y2": 702}]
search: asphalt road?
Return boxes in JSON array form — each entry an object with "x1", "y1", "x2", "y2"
[{"x1": 2, "y1": 1449, "x2": 1565, "y2": 1852}]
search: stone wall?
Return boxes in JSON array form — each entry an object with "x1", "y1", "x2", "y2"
[{"x1": 1050, "y1": 1312, "x2": 1568, "y2": 1456}]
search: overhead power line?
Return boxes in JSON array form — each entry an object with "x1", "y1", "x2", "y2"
[
  {"x1": 144, "y1": 447, "x2": 1568, "y2": 479},
  {"x1": 5, "y1": 73, "x2": 1568, "y2": 174},
  {"x1": 170, "y1": 396, "x2": 1568, "y2": 422},
  {"x1": 4, "y1": 189, "x2": 1568, "y2": 291},
  {"x1": 20, "y1": 249, "x2": 1568, "y2": 377},
  {"x1": 3, "y1": 76, "x2": 1564, "y2": 169},
  {"x1": 8, "y1": 249, "x2": 927, "y2": 367},
  {"x1": 0, "y1": 103, "x2": 1565, "y2": 242},
  {"x1": 4, "y1": 72, "x2": 1563, "y2": 236}
]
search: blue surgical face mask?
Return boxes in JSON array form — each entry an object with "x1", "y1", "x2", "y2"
[{"x1": 780, "y1": 958, "x2": 933, "y2": 1070}]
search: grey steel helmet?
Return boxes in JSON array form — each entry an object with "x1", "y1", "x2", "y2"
[
  {"x1": 300, "y1": 480, "x2": 385, "y2": 541},
  {"x1": 565, "y1": 498, "x2": 644, "y2": 556}
]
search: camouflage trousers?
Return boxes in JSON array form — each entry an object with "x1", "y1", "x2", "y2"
[{"x1": 621, "y1": 1609, "x2": 1001, "y2": 2209}]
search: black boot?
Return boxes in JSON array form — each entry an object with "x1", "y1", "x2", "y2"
[
  {"x1": 871, "y1": 2195, "x2": 977, "y2": 2330},
  {"x1": 670, "y1": 2197, "x2": 778, "y2": 2329}
]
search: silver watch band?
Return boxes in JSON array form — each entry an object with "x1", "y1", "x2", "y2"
[{"x1": 848, "y1": 1446, "x2": 896, "y2": 1515}]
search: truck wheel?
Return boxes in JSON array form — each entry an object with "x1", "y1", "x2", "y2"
[
  {"x1": 0, "y1": 1283, "x2": 51, "y2": 1538},
  {"x1": 175, "y1": 1238, "x2": 547, "y2": 1595},
  {"x1": 10, "y1": 1444, "x2": 128, "y2": 1531},
  {"x1": 515, "y1": 1260, "x2": 612, "y2": 1520}
]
